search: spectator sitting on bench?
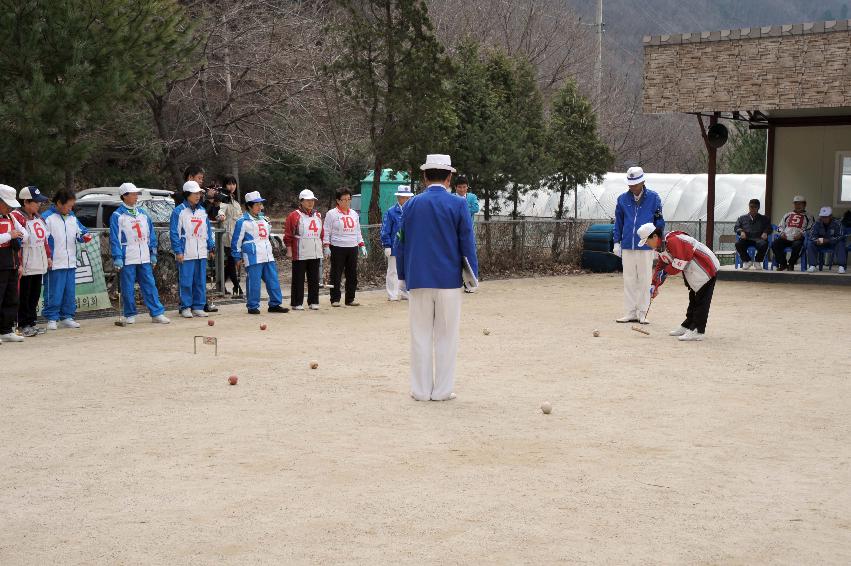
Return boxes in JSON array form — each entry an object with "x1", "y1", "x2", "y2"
[
  {"x1": 734, "y1": 198, "x2": 771, "y2": 269},
  {"x1": 806, "y1": 206, "x2": 847, "y2": 274},
  {"x1": 771, "y1": 195, "x2": 813, "y2": 271}
]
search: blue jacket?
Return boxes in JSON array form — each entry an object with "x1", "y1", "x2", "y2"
[
  {"x1": 810, "y1": 218, "x2": 846, "y2": 245},
  {"x1": 110, "y1": 205, "x2": 157, "y2": 265},
  {"x1": 463, "y1": 192, "x2": 480, "y2": 219},
  {"x1": 613, "y1": 188, "x2": 665, "y2": 250},
  {"x1": 396, "y1": 185, "x2": 478, "y2": 290},
  {"x1": 380, "y1": 203, "x2": 404, "y2": 254},
  {"x1": 169, "y1": 202, "x2": 214, "y2": 259}
]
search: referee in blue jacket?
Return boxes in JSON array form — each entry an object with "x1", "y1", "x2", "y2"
[{"x1": 397, "y1": 154, "x2": 478, "y2": 402}]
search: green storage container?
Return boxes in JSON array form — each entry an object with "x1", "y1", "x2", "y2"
[{"x1": 359, "y1": 169, "x2": 411, "y2": 227}]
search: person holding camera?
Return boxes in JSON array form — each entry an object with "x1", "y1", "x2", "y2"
[{"x1": 218, "y1": 175, "x2": 244, "y2": 296}]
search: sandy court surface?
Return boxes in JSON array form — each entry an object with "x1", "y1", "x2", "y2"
[{"x1": 1, "y1": 274, "x2": 850, "y2": 565}]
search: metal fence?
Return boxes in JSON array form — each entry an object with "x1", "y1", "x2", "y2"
[{"x1": 90, "y1": 219, "x2": 740, "y2": 308}]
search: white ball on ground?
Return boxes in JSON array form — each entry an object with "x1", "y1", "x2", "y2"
[
  {"x1": 593, "y1": 329, "x2": 600, "y2": 337},
  {"x1": 541, "y1": 401, "x2": 552, "y2": 415},
  {"x1": 483, "y1": 328, "x2": 491, "y2": 336}
]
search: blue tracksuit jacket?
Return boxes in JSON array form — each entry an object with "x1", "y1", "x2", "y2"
[
  {"x1": 613, "y1": 188, "x2": 665, "y2": 250},
  {"x1": 396, "y1": 185, "x2": 478, "y2": 290}
]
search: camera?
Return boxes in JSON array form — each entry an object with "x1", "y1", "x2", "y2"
[{"x1": 205, "y1": 184, "x2": 232, "y2": 204}]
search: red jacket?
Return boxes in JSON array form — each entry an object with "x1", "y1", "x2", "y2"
[
  {"x1": 284, "y1": 208, "x2": 324, "y2": 261},
  {"x1": 652, "y1": 231, "x2": 720, "y2": 292}
]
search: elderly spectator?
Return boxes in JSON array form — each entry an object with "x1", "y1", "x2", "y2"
[
  {"x1": 734, "y1": 198, "x2": 771, "y2": 269},
  {"x1": 380, "y1": 185, "x2": 413, "y2": 301},
  {"x1": 806, "y1": 206, "x2": 847, "y2": 273},
  {"x1": 771, "y1": 195, "x2": 813, "y2": 271}
]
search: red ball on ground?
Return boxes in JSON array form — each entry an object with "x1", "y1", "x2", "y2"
[
  {"x1": 260, "y1": 324, "x2": 267, "y2": 331},
  {"x1": 208, "y1": 320, "x2": 215, "y2": 326},
  {"x1": 228, "y1": 375, "x2": 238, "y2": 385}
]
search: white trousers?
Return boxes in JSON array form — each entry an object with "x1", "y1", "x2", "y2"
[
  {"x1": 386, "y1": 256, "x2": 408, "y2": 300},
  {"x1": 621, "y1": 250, "x2": 654, "y2": 319},
  {"x1": 409, "y1": 288, "x2": 462, "y2": 401}
]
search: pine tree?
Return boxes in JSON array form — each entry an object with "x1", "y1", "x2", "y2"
[
  {"x1": 330, "y1": 0, "x2": 453, "y2": 223},
  {"x1": 720, "y1": 122, "x2": 766, "y2": 175},
  {"x1": 544, "y1": 80, "x2": 612, "y2": 255},
  {"x1": 0, "y1": 1, "x2": 195, "y2": 189}
]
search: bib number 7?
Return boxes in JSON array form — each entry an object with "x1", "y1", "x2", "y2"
[{"x1": 190, "y1": 218, "x2": 204, "y2": 236}]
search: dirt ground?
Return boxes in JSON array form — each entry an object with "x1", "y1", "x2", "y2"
[{"x1": 1, "y1": 274, "x2": 850, "y2": 565}]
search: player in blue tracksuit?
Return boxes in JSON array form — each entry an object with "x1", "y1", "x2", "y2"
[
  {"x1": 380, "y1": 185, "x2": 413, "y2": 301},
  {"x1": 396, "y1": 154, "x2": 478, "y2": 402},
  {"x1": 612, "y1": 166, "x2": 665, "y2": 323},
  {"x1": 231, "y1": 191, "x2": 289, "y2": 315},
  {"x1": 42, "y1": 189, "x2": 92, "y2": 330},
  {"x1": 169, "y1": 181, "x2": 215, "y2": 318},
  {"x1": 110, "y1": 183, "x2": 170, "y2": 324}
]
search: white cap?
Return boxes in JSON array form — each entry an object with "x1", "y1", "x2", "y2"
[
  {"x1": 395, "y1": 185, "x2": 413, "y2": 197},
  {"x1": 420, "y1": 154, "x2": 456, "y2": 172},
  {"x1": 244, "y1": 191, "x2": 265, "y2": 204},
  {"x1": 182, "y1": 180, "x2": 203, "y2": 193},
  {"x1": 119, "y1": 182, "x2": 141, "y2": 196},
  {"x1": 298, "y1": 189, "x2": 317, "y2": 201},
  {"x1": 637, "y1": 222, "x2": 657, "y2": 247},
  {"x1": 626, "y1": 166, "x2": 645, "y2": 186},
  {"x1": 0, "y1": 184, "x2": 20, "y2": 208},
  {"x1": 819, "y1": 206, "x2": 832, "y2": 217},
  {"x1": 792, "y1": 195, "x2": 806, "y2": 203}
]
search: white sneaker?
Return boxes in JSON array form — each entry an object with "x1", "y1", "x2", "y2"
[
  {"x1": 840, "y1": 266, "x2": 846, "y2": 274},
  {"x1": 125, "y1": 316, "x2": 136, "y2": 324},
  {"x1": 616, "y1": 315, "x2": 637, "y2": 323},
  {"x1": 180, "y1": 309, "x2": 193, "y2": 319},
  {"x1": 152, "y1": 315, "x2": 171, "y2": 324},
  {"x1": 309, "y1": 304, "x2": 319, "y2": 310},
  {"x1": 669, "y1": 326, "x2": 689, "y2": 336},
  {"x1": 292, "y1": 305, "x2": 305, "y2": 311},
  {"x1": 743, "y1": 261, "x2": 753, "y2": 270},
  {"x1": 47, "y1": 320, "x2": 58, "y2": 330},
  {"x1": 678, "y1": 329, "x2": 704, "y2": 341},
  {"x1": 807, "y1": 266, "x2": 816, "y2": 273},
  {"x1": 191, "y1": 309, "x2": 208, "y2": 317},
  {"x1": 59, "y1": 319, "x2": 80, "y2": 328},
  {"x1": 0, "y1": 332, "x2": 24, "y2": 342},
  {"x1": 754, "y1": 263, "x2": 763, "y2": 271}
]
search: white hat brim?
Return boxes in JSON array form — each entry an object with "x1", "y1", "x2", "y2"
[
  {"x1": 626, "y1": 176, "x2": 645, "y2": 186},
  {"x1": 420, "y1": 163, "x2": 456, "y2": 173},
  {"x1": 638, "y1": 237, "x2": 649, "y2": 247},
  {"x1": 1, "y1": 196, "x2": 21, "y2": 208}
]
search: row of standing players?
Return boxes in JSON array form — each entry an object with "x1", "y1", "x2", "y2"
[{"x1": 0, "y1": 177, "x2": 408, "y2": 346}]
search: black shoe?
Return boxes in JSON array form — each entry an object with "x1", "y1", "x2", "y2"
[
  {"x1": 268, "y1": 305, "x2": 289, "y2": 313},
  {"x1": 233, "y1": 285, "x2": 243, "y2": 297},
  {"x1": 247, "y1": 308, "x2": 261, "y2": 315},
  {"x1": 204, "y1": 303, "x2": 219, "y2": 313}
]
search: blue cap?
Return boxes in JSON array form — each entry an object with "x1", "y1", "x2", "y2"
[{"x1": 19, "y1": 186, "x2": 48, "y2": 202}]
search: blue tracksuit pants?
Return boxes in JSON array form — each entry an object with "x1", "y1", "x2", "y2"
[
  {"x1": 246, "y1": 261, "x2": 283, "y2": 310},
  {"x1": 178, "y1": 258, "x2": 207, "y2": 311},
  {"x1": 120, "y1": 263, "x2": 165, "y2": 317},
  {"x1": 42, "y1": 268, "x2": 77, "y2": 321}
]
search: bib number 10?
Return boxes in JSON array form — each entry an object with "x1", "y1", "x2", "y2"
[{"x1": 342, "y1": 216, "x2": 356, "y2": 230}]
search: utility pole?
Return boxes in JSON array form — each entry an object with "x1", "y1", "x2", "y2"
[{"x1": 595, "y1": 0, "x2": 603, "y2": 101}]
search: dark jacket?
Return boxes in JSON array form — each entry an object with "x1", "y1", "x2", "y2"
[
  {"x1": 734, "y1": 212, "x2": 772, "y2": 240},
  {"x1": 810, "y1": 218, "x2": 846, "y2": 245}
]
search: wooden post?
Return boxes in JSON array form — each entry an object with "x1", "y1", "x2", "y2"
[
  {"x1": 705, "y1": 113, "x2": 719, "y2": 250},
  {"x1": 696, "y1": 113, "x2": 719, "y2": 250},
  {"x1": 765, "y1": 125, "x2": 776, "y2": 221}
]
